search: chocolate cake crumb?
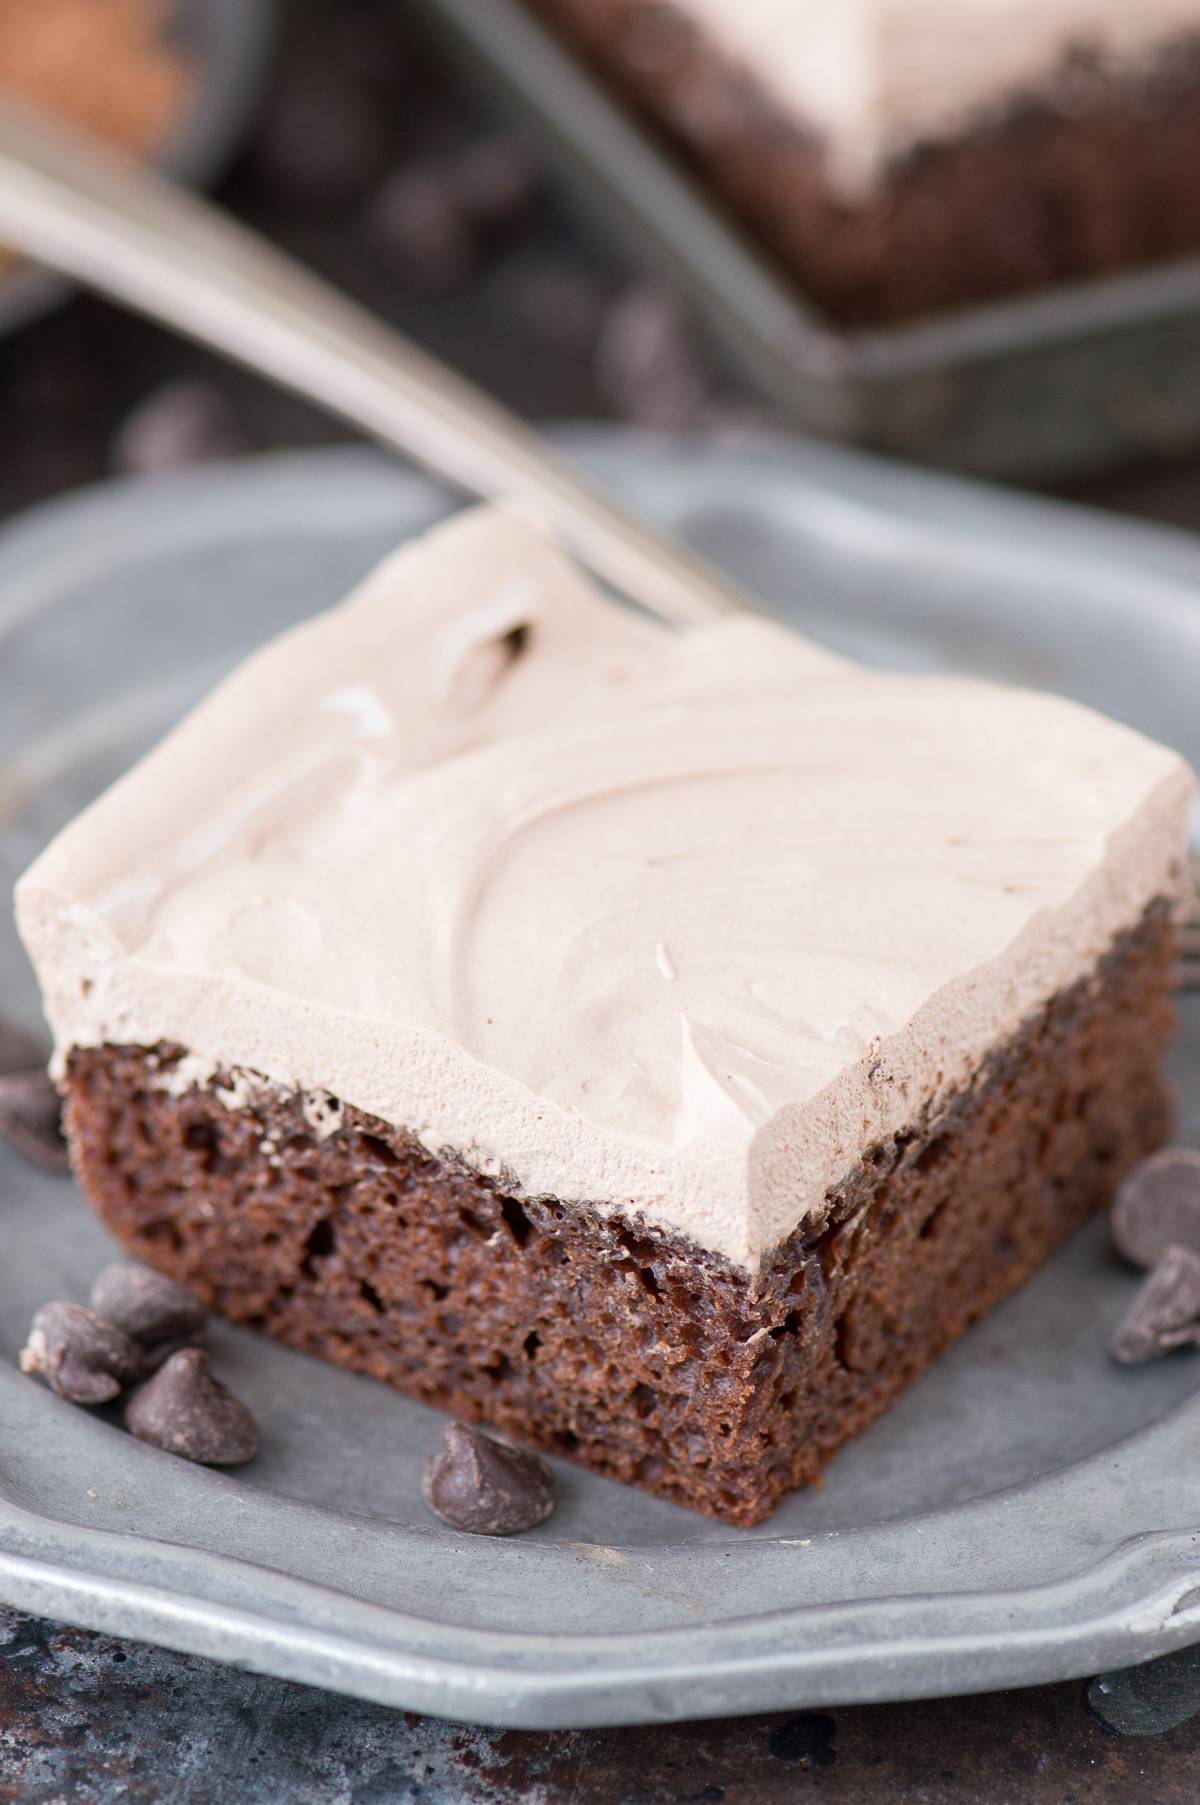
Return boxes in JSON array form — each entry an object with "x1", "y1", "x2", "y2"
[
  {"x1": 19, "y1": 1303, "x2": 142, "y2": 1405},
  {"x1": 124, "y1": 1348, "x2": 260, "y2": 1466},
  {"x1": 61, "y1": 902, "x2": 1176, "y2": 1524},
  {"x1": 423, "y1": 1422, "x2": 555, "y2": 1534},
  {"x1": 1109, "y1": 1244, "x2": 1200, "y2": 1364}
]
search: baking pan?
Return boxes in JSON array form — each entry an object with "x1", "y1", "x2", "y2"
[
  {"x1": 1, "y1": 431, "x2": 1198, "y2": 1725},
  {"x1": 0, "y1": 0, "x2": 276, "y2": 336},
  {"x1": 411, "y1": 0, "x2": 1200, "y2": 482}
]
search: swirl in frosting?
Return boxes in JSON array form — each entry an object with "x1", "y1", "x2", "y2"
[{"x1": 16, "y1": 509, "x2": 1192, "y2": 1265}]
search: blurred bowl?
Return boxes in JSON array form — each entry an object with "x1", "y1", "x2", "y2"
[{"x1": 0, "y1": 0, "x2": 276, "y2": 336}]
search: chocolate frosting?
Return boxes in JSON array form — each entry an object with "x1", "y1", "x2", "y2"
[
  {"x1": 16, "y1": 509, "x2": 1192, "y2": 1266},
  {"x1": 674, "y1": 0, "x2": 1200, "y2": 194}
]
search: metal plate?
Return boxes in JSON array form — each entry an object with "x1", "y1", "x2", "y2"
[
  {"x1": 0, "y1": 0, "x2": 276, "y2": 336},
  {"x1": 412, "y1": 0, "x2": 1200, "y2": 480},
  {"x1": 0, "y1": 432, "x2": 1198, "y2": 1728}
]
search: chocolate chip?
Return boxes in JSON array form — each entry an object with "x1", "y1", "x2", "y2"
[
  {"x1": 19, "y1": 1303, "x2": 142, "y2": 1405},
  {"x1": 252, "y1": 71, "x2": 390, "y2": 209},
  {"x1": 453, "y1": 137, "x2": 540, "y2": 233},
  {"x1": 365, "y1": 164, "x2": 479, "y2": 291},
  {"x1": 0, "y1": 1012, "x2": 45, "y2": 1075},
  {"x1": 595, "y1": 284, "x2": 710, "y2": 429},
  {"x1": 123, "y1": 1357, "x2": 259, "y2": 1465},
  {"x1": 0, "y1": 1070, "x2": 69, "y2": 1171},
  {"x1": 422, "y1": 1422, "x2": 555, "y2": 1535},
  {"x1": 297, "y1": 5, "x2": 416, "y2": 97},
  {"x1": 111, "y1": 380, "x2": 247, "y2": 476},
  {"x1": 1111, "y1": 1150, "x2": 1200, "y2": 1267},
  {"x1": 89, "y1": 1261, "x2": 206, "y2": 1371},
  {"x1": 124, "y1": 1348, "x2": 260, "y2": 1466},
  {"x1": 1110, "y1": 1244, "x2": 1200, "y2": 1364},
  {"x1": 495, "y1": 257, "x2": 608, "y2": 352}
]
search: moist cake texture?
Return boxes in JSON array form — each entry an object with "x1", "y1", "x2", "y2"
[
  {"x1": 525, "y1": 0, "x2": 1200, "y2": 323},
  {"x1": 64, "y1": 904, "x2": 1174, "y2": 1524},
  {"x1": 15, "y1": 507, "x2": 1194, "y2": 1521}
]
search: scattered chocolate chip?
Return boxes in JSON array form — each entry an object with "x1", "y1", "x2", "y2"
[
  {"x1": 453, "y1": 136, "x2": 540, "y2": 234},
  {"x1": 1111, "y1": 1150, "x2": 1200, "y2": 1268},
  {"x1": 19, "y1": 1303, "x2": 142, "y2": 1405},
  {"x1": 252, "y1": 71, "x2": 390, "y2": 209},
  {"x1": 89, "y1": 1261, "x2": 206, "y2": 1371},
  {"x1": 595, "y1": 283, "x2": 710, "y2": 429},
  {"x1": 300, "y1": 6, "x2": 415, "y2": 96},
  {"x1": 0, "y1": 1012, "x2": 46, "y2": 1075},
  {"x1": 495, "y1": 257, "x2": 608, "y2": 352},
  {"x1": 365, "y1": 163, "x2": 480, "y2": 291},
  {"x1": 0, "y1": 1069, "x2": 69, "y2": 1171},
  {"x1": 111, "y1": 380, "x2": 247, "y2": 476},
  {"x1": 1088, "y1": 1643, "x2": 1200, "y2": 1736},
  {"x1": 1110, "y1": 1244, "x2": 1200, "y2": 1364},
  {"x1": 768, "y1": 1713, "x2": 838, "y2": 1767},
  {"x1": 124, "y1": 1348, "x2": 260, "y2": 1466},
  {"x1": 423, "y1": 1422, "x2": 555, "y2": 1535},
  {"x1": 698, "y1": 403, "x2": 778, "y2": 448}
]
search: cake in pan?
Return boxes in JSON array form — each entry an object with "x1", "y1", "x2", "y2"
[
  {"x1": 524, "y1": 0, "x2": 1200, "y2": 324},
  {"x1": 16, "y1": 509, "x2": 1192, "y2": 1523}
]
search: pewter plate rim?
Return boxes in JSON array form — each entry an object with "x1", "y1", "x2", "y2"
[{"x1": 1, "y1": 431, "x2": 1199, "y2": 1728}]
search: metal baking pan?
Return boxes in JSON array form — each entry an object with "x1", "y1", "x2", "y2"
[
  {"x1": 1, "y1": 432, "x2": 1199, "y2": 1725},
  {"x1": 411, "y1": 0, "x2": 1200, "y2": 482},
  {"x1": 0, "y1": 0, "x2": 276, "y2": 337}
]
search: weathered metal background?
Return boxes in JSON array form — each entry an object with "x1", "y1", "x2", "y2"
[{"x1": 3, "y1": 1608, "x2": 1199, "y2": 1804}]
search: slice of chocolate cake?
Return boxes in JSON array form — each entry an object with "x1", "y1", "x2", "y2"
[
  {"x1": 15, "y1": 508, "x2": 1193, "y2": 1524},
  {"x1": 524, "y1": 0, "x2": 1200, "y2": 324}
]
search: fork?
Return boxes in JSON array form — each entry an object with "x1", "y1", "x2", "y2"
[
  {"x1": 2, "y1": 92, "x2": 1198, "y2": 996},
  {"x1": 0, "y1": 91, "x2": 749, "y2": 631}
]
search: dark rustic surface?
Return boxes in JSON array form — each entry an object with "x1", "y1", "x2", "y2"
[
  {"x1": 2, "y1": 1, "x2": 1200, "y2": 1797},
  {"x1": 1, "y1": 1612, "x2": 1199, "y2": 1804}
]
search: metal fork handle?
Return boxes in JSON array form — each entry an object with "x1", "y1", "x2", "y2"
[{"x1": 0, "y1": 92, "x2": 751, "y2": 627}]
